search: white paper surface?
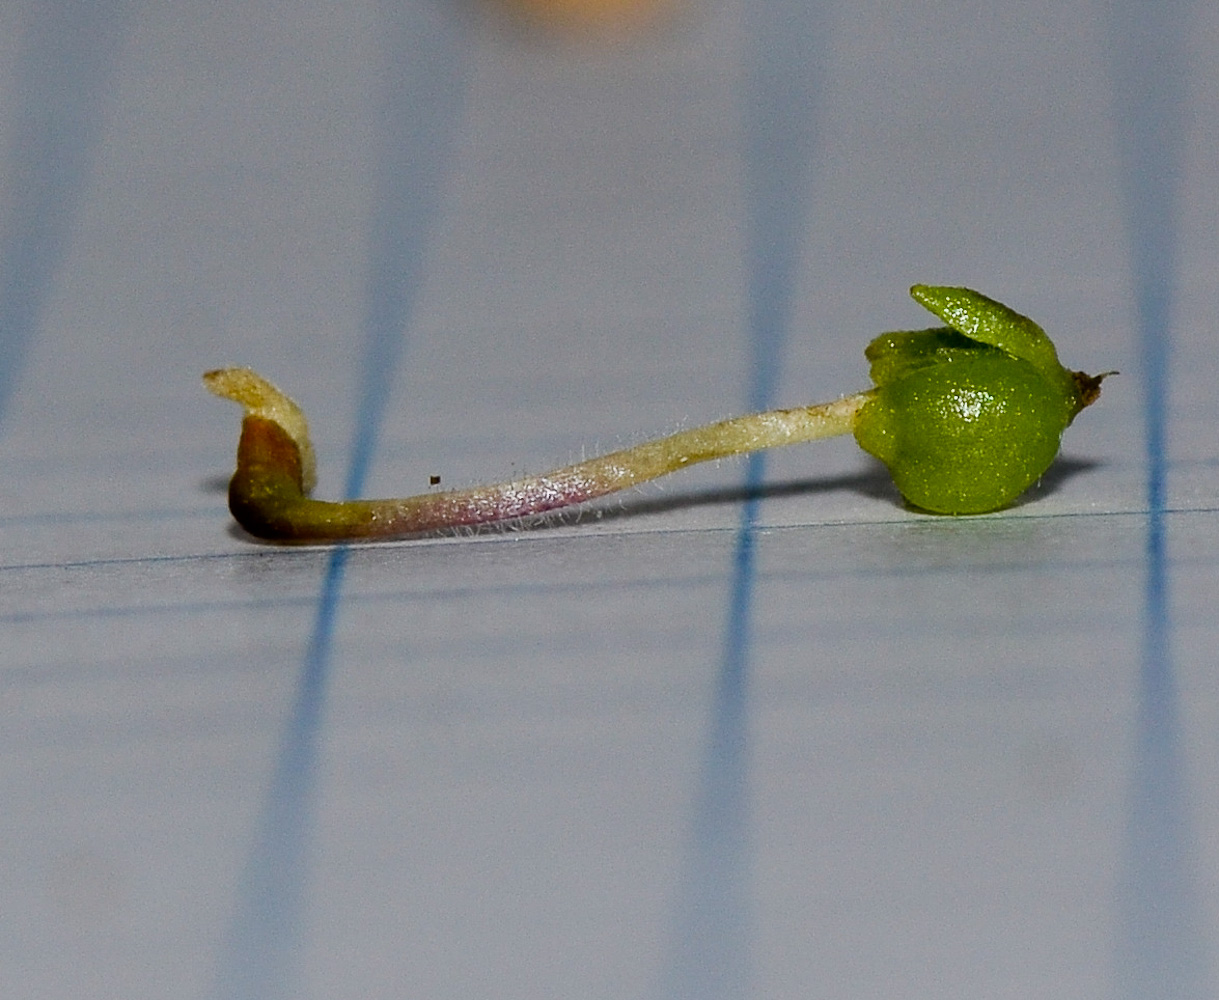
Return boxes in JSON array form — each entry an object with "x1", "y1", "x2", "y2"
[{"x1": 2, "y1": 1, "x2": 1217, "y2": 998}]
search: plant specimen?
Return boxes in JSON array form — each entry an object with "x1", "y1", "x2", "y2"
[{"x1": 204, "y1": 285, "x2": 1107, "y2": 543}]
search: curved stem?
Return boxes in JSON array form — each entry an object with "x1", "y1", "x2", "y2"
[{"x1": 205, "y1": 368, "x2": 872, "y2": 544}]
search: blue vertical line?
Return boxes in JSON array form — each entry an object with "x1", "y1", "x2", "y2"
[
  {"x1": 662, "y1": 2, "x2": 832, "y2": 996},
  {"x1": 1107, "y1": 1, "x2": 1208, "y2": 998},
  {"x1": 0, "y1": 0, "x2": 128, "y2": 427},
  {"x1": 213, "y1": 547, "x2": 348, "y2": 1000},
  {"x1": 741, "y1": 0, "x2": 833, "y2": 414},
  {"x1": 214, "y1": 3, "x2": 466, "y2": 998},
  {"x1": 662, "y1": 484, "x2": 759, "y2": 1000},
  {"x1": 344, "y1": 0, "x2": 467, "y2": 499}
]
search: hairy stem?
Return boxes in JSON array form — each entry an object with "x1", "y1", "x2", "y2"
[{"x1": 205, "y1": 368, "x2": 872, "y2": 544}]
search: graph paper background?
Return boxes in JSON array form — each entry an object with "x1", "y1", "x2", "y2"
[{"x1": 1, "y1": 1, "x2": 1217, "y2": 998}]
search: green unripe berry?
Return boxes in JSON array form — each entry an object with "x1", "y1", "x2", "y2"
[
  {"x1": 854, "y1": 285, "x2": 1100, "y2": 514},
  {"x1": 855, "y1": 342, "x2": 1073, "y2": 513}
]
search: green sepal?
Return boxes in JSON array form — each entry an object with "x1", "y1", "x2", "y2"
[
  {"x1": 910, "y1": 285, "x2": 1056, "y2": 365},
  {"x1": 909, "y1": 285, "x2": 1076, "y2": 398},
  {"x1": 864, "y1": 327, "x2": 1000, "y2": 388}
]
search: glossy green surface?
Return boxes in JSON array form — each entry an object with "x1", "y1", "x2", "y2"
[{"x1": 854, "y1": 286, "x2": 1086, "y2": 514}]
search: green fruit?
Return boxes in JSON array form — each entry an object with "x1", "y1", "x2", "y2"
[{"x1": 853, "y1": 285, "x2": 1095, "y2": 514}]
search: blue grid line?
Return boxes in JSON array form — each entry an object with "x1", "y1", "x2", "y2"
[
  {"x1": 1107, "y1": 0, "x2": 1209, "y2": 996},
  {"x1": 3, "y1": 541, "x2": 1182, "y2": 632},
  {"x1": 212, "y1": 545, "x2": 346, "y2": 1000},
  {"x1": 0, "y1": 1, "x2": 128, "y2": 427},
  {"x1": 663, "y1": 2, "x2": 832, "y2": 994},
  {"x1": 0, "y1": 550, "x2": 1146, "y2": 621},
  {"x1": 8, "y1": 501, "x2": 1219, "y2": 578},
  {"x1": 342, "y1": 0, "x2": 466, "y2": 501},
  {"x1": 213, "y1": 2, "x2": 467, "y2": 997},
  {"x1": 739, "y1": 1, "x2": 831, "y2": 417},
  {"x1": 663, "y1": 495, "x2": 757, "y2": 1000}
]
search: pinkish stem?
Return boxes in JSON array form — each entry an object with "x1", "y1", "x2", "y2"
[{"x1": 206, "y1": 367, "x2": 872, "y2": 544}]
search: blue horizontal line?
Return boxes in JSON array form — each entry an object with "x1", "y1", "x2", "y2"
[
  {"x1": 0, "y1": 505, "x2": 220, "y2": 527},
  {"x1": 7, "y1": 503, "x2": 1219, "y2": 577},
  {"x1": 0, "y1": 542, "x2": 1162, "y2": 628}
]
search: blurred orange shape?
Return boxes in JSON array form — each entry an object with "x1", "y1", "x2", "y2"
[{"x1": 496, "y1": 0, "x2": 682, "y2": 38}]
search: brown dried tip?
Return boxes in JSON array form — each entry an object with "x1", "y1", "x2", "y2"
[
  {"x1": 203, "y1": 368, "x2": 317, "y2": 494},
  {"x1": 1072, "y1": 370, "x2": 1115, "y2": 409}
]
